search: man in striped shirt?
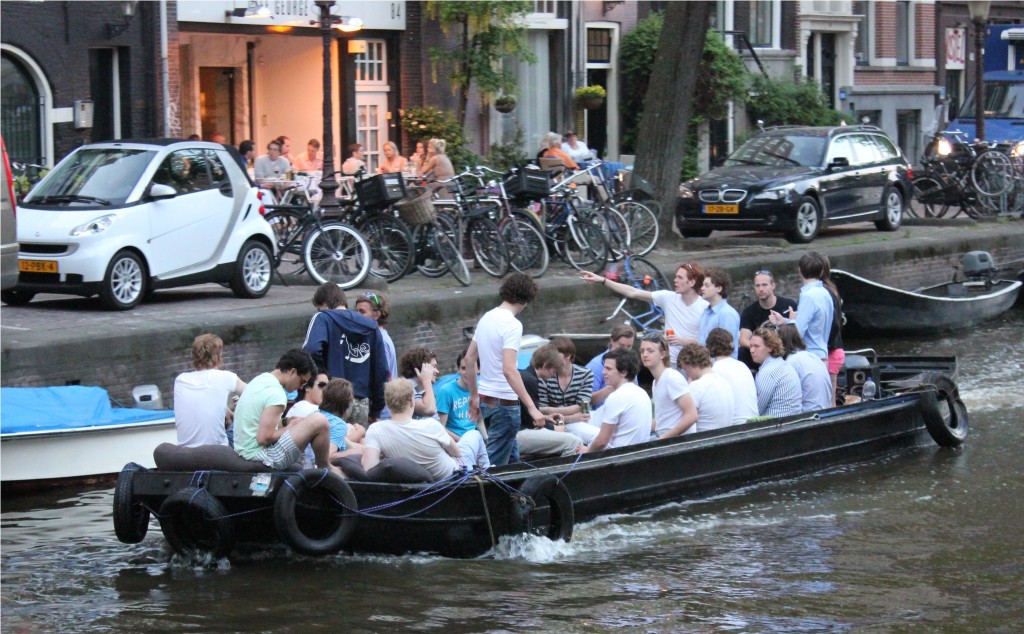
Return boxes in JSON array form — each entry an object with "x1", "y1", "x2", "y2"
[{"x1": 749, "y1": 328, "x2": 802, "y2": 418}]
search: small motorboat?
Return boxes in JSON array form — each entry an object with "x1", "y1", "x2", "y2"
[
  {"x1": 114, "y1": 356, "x2": 967, "y2": 560},
  {"x1": 1, "y1": 385, "x2": 176, "y2": 493},
  {"x1": 834, "y1": 251, "x2": 1021, "y2": 334}
]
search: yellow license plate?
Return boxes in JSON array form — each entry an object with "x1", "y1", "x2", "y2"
[
  {"x1": 703, "y1": 204, "x2": 739, "y2": 215},
  {"x1": 19, "y1": 259, "x2": 58, "y2": 273}
]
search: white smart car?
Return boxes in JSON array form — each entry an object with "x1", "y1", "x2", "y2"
[{"x1": 4, "y1": 140, "x2": 275, "y2": 310}]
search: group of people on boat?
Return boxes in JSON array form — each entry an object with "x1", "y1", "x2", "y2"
[{"x1": 171, "y1": 253, "x2": 844, "y2": 481}]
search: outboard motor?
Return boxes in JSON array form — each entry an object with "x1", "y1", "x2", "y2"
[{"x1": 961, "y1": 251, "x2": 996, "y2": 286}]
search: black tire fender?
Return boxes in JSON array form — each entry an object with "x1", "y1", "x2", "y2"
[
  {"x1": 510, "y1": 473, "x2": 575, "y2": 542},
  {"x1": 274, "y1": 469, "x2": 358, "y2": 556},
  {"x1": 158, "y1": 487, "x2": 236, "y2": 558},
  {"x1": 919, "y1": 372, "x2": 969, "y2": 448},
  {"x1": 113, "y1": 462, "x2": 150, "y2": 544}
]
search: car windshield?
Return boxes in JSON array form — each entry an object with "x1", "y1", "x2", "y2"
[
  {"x1": 23, "y1": 148, "x2": 156, "y2": 207},
  {"x1": 959, "y1": 81, "x2": 1024, "y2": 119},
  {"x1": 725, "y1": 134, "x2": 827, "y2": 168}
]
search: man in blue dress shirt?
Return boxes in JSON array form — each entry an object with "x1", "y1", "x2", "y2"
[
  {"x1": 698, "y1": 268, "x2": 741, "y2": 358},
  {"x1": 770, "y1": 252, "x2": 833, "y2": 360}
]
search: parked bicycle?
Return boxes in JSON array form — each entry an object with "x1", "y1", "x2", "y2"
[
  {"x1": 600, "y1": 251, "x2": 671, "y2": 332},
  {"x1": 912, "y1": 130, "x2": 1016, "y2": 219}
]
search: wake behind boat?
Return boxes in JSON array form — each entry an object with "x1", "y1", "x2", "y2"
[
  {"x1": 834, "y1": 251, "x2": 1021, "y2": 334},
  {"x1": 114, "y1": 356, "x2": 968, "y2": 560}
]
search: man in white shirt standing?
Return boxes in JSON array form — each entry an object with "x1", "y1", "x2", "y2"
[
  {"x1": 579, "y1": 349, "x2": 652, "y2": 453},
  {"x1": 676, "y1": 343, "x2": 735, "y2": 432},
  {"x1": 174, "y1": 333, "x2": 247, "y2": 447},
  {"x1": 582, "y1": 261, "x2": 708, "y2": 365},
  {"x1": 465, "y1": 272, "x2": 543, "y2": 465},
  {"x1": 705, "y1": 328, "x2": 759, "y2": 425}
]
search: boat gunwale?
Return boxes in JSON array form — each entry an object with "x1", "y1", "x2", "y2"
[
  {"x1": 833, "y1": 268, "x2": 1022, "y2": 303},
  {"x1": 0, "y1": 416, "x2": 176, "y2": 440}
]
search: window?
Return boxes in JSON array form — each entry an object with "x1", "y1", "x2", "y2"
[
  {"x1": 588, "y1": 29, "x2": 611, "y2": 64},
  {"x1": 1, "y1": 53, "x2": 42, "y2": 165},
  {"x1": 826, "y1": 136, "x2": 855, "y2": 165},
  {"x1": 895, "y1": 0, "x2": 910, "y2": 65},
  {"x1": 153, "y1": 150, "x2": 214, "y2": 195},
  {"x1": 354, "y1": 40, "x2": 387, "y2": 86},
  {"x1": 24, "y1": 148, "x2": 155, "y2": 207},
  {"x1": 854, "y1": 1, "x2": 873, "y2": 66},
  {"x1": 750, "y1": 1, "x2": 774, "y2": 48},
  {"x1": 850, "y1": 134, "x2": 882, "y2": 165},
  {"x1": 871, "y1": 134, "x2": 899, "y2": 160},
  {"x1": 532, "y1": 1, "x2": 556, "y2": 16}
]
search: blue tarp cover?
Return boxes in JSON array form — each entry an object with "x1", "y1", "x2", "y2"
[{"x1": 1, "y1": 386, "x2": 172, "y2": 435}]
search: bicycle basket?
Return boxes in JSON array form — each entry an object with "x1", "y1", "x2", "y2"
[
  {"x1": 394, "y1": 186, "x2": 436, "y2": 225},
  {"x1": 355, "y1": 173, "x2": 407, "y2": 211},
  {"x1": 503, "y1": 167, "x2": 552, "y2": 201}
]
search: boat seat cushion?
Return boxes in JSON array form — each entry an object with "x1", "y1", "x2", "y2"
[
  {"x1": 153, "y1": 442, "x2": 299, "y2": 473},
  {"x1": 333, "y1": 455, "x2": 433, "y2": 483}
]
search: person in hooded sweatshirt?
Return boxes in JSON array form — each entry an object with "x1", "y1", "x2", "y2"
[{"x1": 303, "y1": 283, "x2": 388, "y2": 427}]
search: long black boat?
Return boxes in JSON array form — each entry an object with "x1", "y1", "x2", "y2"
[
  {"x1": 115, "y1": 358, "x2": 968, "y2": 560},
  {"x1": 834, "y1": 251, "x2": 1021, "y2": 334}
]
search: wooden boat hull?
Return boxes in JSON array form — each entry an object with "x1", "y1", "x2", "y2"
[
  {"x1": 833, "y1": 269, "x2": 1021, "y2": 333},
  {"x1": 1, "y1": 418, "x2": 176, "y2": 494},
  {"x1": 124, "y1": 385, "x2": 962, "y2": 559}
]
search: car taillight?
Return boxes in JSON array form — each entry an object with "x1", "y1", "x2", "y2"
[
  {"x1": 256, "y1": 188, "x2": 266, "y2": 216},
  {"x1": 906, "y1": 167, "x2": 913, "y2": 180}
]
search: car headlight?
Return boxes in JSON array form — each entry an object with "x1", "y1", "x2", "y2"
[
  {"x1": 752, "y1": 184, "x2": 794, "y2": 201},
  {"x1": 678, "y1": 184, "x2": 695, "y2": 198},
  {"x1": 70, "y1": 214, "x2": 117, "y2": 236}
]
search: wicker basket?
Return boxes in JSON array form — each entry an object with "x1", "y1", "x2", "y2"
[{"x1": 394, "y1": 186, "x2": 437, "y2": 226}]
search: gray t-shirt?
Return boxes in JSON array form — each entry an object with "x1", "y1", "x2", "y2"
[{"x1": 254, "y1": 155, "x2": 291, "y2": 179}]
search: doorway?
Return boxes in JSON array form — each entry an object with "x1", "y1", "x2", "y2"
[
  {"x1": 356, "y1": 93, "x2": 387, "y2": 173},
  {"x1": 199, "y1": 67, "x2": 235, "y2": 142},
  {"x1": 585, "y1": 69, "x2": 608, "y2": 159}
]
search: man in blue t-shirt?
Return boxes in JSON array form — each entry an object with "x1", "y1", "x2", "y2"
[{"x1": 437, "y1": 348, "x2": 481, "y2": 441}]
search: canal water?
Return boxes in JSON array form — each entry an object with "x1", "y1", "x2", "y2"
[{"x1": 2, "y1": 312, "x2": 1022, "y2": 633}]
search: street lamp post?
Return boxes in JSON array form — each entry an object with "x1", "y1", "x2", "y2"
[
  {"x1": 968, "y1": 1, "x2": 991, "y2": 142},
  {"x1": 315, "y1": 0, "x2": 341, "y2": 216}
]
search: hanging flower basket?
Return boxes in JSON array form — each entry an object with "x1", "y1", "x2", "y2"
[
  {"x1": 575, "y1": 85, "x2": 607, "y2": 110},
  {"x1": 494, "y1": 96, "x2": 517, "y2": 113},
  {"x1": 577, "y1": 96, "x2": 604, "y2": 110}
]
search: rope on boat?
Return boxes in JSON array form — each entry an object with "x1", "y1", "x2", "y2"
[{"x1": 474, "y1": 474, "x2": 497, "y2": 551}]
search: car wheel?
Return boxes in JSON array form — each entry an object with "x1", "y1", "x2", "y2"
[
  {"x1": 1, "y1": 290, "x2": 36, "y2": 306},
  {"x1": 875, "y1": 186, "x2": 903, "y2": 232},
  {"x1": 100, "y1": 250, "x2": 147, "y2": 310},
  {"x1": 786, "y1": 196, "x2": 821, "y2": 243},
  {"x1": 680, "y1": 228, "x2": 712, "y2": 238},
  {"x1": 230, "y1": 239, "x2": 272, "y2": 299}
]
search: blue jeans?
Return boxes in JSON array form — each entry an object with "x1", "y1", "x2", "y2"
[{"x1": 481, "y1": 403, "x2": 520, "y2": 466}]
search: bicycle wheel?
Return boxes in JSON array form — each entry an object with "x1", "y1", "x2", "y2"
[
  {"x1": 582, "y1": 204, "x2": 630, "y2": 262},
  {"x1": 565, "y1": 215, "x2": 608, "y2": 272},
  {"x1": 911, "y1": 176, "x2": 951, "y2": 219},
  {"x1": 468, "y1": 216, "x2": 510, "y2": 278},
  {"x1": 358, "y1": 215, "x2": 413, "y2": 283},
  {"x1": 624, "y1": 255, "x2": 670, "y2": 292},
  {"x1": 302, "y1": 222, "x2": 371, "y2": 288},
  {"x1": 500, "y1": 211, "x2": 550, "y2": 278},
  {"x1": 433, "y1": 223, "x2": 471, "y2": 286},
  {"x1": 263, "y1": 209, "x2": 306, "y2": 276},
  {"x1": 971, "y1": 150, "x2": 1014, "y2": 197},
  {"x1": 614, "y1": 200, "x2": 659, "y2": 256},
  {"x1": 413, "y1": 223, "x2": 449, "y2": 278}
]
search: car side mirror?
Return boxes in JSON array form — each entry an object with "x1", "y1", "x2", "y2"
[
  {"x1": 828, "y1": 157, "x2": 850, "y2": 171},
  {"x1": 148, "y1": 183, "x2": 177, "y2": 199}
]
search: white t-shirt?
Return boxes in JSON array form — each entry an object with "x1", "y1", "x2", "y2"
[
  {"x1": 652, "y1": 368, "x2": 694, "y2": 437},
  {"x1": 688, "y1": 371, "x2": 735, "y2": 433},
  {"x1": 472, "y1": 307, "x2": 522, "y2": 401},
  {"x1": 287, "y1": 400, "x2": 318, "y2": 419},
  {"x1": 601, "y1": 382, "x2": 653, "y2": 449},
  {"x1": 651, "y1": 290, "x2": 708, "y2": 364},
  {"x1": 712, "y1": 356, "x2": 759, "y2": 425},
  {"x1": 363, "y1": 418, "x2": 457, "y2": 481},
  {"x1": 173, "y1": 368, "x2": 240, "y2": 447}
]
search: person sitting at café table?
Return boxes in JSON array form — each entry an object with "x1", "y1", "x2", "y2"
[
  {"x1": 275, "y1": 135, "x2": 294, "y2": 167},
  {"x1": 291, "y1": 138, "x2": 323, "y2": 172},
  {"x1": 561, "y1": 131, "x2": 592, "y2": 163},
  {"x1": 540, "y1": 131, "x2": 579, "y2": 171},
  {"x1": 361, "y1": 379, "x2": 490, "y2": 482},
  {"x1": 421, "y1": 138, "x2": 455, "y2": 181},
  {"x1": 254, "y1": 139, "x2": 290, "y2": 180},
  {"x1": 408, "y1": 140, "x2": 427, "y2": 174},
  {"x1": 341, "y1": 143, "x2": 365, "y2": 175},
  {"x1": 377, "y1": 141, "x2": 408, "y2": 174}
]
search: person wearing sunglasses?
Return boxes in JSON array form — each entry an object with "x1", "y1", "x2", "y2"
[
  {"x1": 739, "y1": 269, "x2": 797, "y2": 370},
  {"x1": 354, "y1": 291, "x2": 398, "y2": 385},
  {"x1": 287, "y1": 372, "x2": 364, "y2": 464},
  {"x1": 639, "y1": 332, "x2": 697, "y2": 439},
  {"x1": 581, "y1": 261, "x2": 707, "y2": 365}
]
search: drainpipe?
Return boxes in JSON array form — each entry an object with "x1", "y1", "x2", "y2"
[{"x1": 160, "y1": 0, "x2": 170, "y2": 137}]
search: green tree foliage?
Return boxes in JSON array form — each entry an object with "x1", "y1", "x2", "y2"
[
  {"x1": 620, "y1": 15, "x2": 747, "y2": 152},
  {"x1": 485, "y1": 126, "x2": 530, "y2": 171},
  {"x1": 426, "y1": 1, "x2": 536, "y2": 127},
  {"x1": 400, "y1": 106, "x2": 480, "y2": 171},
  {"x1": 746, "y1": 75, "x2": 848, "y2": 127}
]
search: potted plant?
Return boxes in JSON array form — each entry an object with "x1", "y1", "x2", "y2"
[
  {"x1": 494, "y1": 94, "x2": 517, "y2": 113},
  {"x1": 575, "y1": 85, "x2": 607, "y2": 110}
]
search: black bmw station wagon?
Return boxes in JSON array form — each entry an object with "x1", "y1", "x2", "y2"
[{"x1": 675, "y1": 125, "x2": 912, "y2": 243}]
